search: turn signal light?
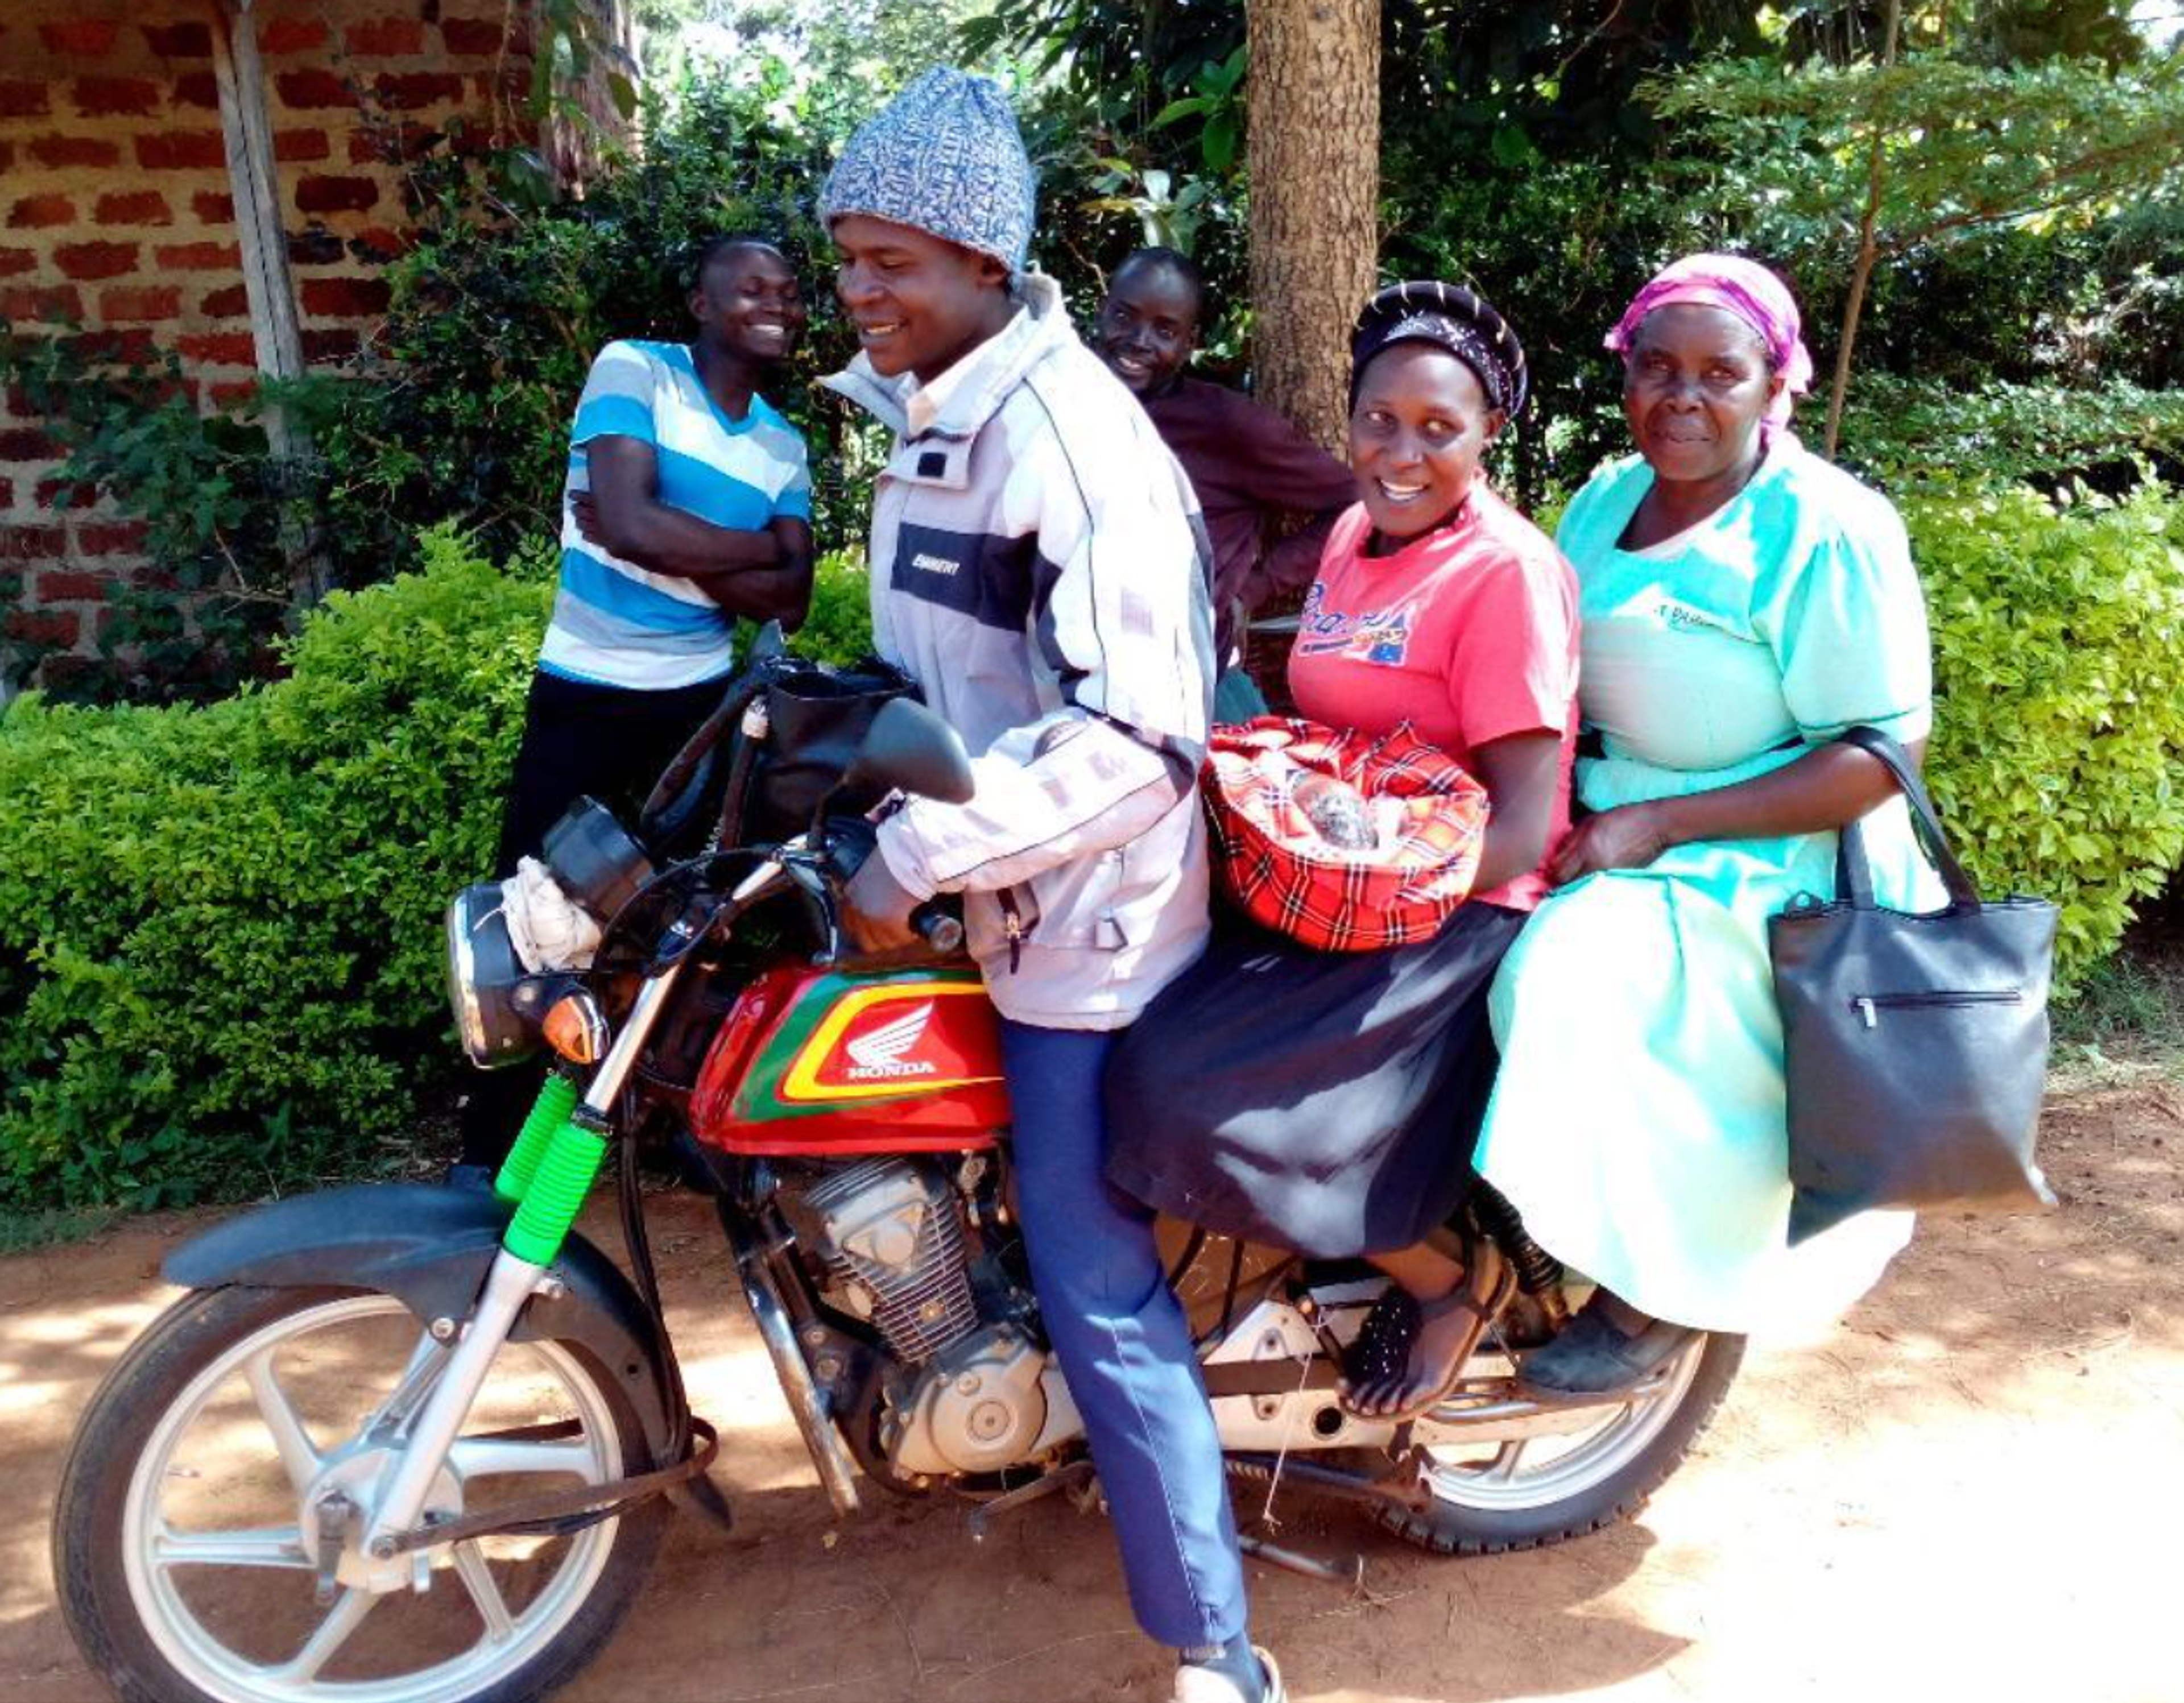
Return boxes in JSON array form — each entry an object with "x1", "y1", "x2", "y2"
[{"x1": 542, "y1": 991, "x2": 610, "y2": 1065}]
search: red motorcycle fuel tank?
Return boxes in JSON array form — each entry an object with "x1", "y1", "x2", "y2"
[{"x1": 690, "y1": 963, "x2": 1009, "y2": 1155}]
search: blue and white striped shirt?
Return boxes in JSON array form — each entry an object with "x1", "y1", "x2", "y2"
[{"x1": 540, "y1": 339, "x2": 812, "y2": 690}]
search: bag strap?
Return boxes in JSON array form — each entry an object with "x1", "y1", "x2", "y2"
[
  {"x1": 1832, "y1": 725, "x2": 1982, "y2": 910},
  {"x1": 638, "y1": 662, "x2": 773, "y2": 848},
  {"x1": 635, "y1": 623, "x2": 799, "y2": 840}
]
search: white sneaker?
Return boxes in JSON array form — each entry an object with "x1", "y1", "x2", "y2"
[{"x1": 1171, "y1": 1646, "x2": 1284, "y2": 1703}]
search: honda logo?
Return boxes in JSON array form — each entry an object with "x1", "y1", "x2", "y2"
[{"x1": 843, "y1": 1002, "x2": 939, "y2": 1080}]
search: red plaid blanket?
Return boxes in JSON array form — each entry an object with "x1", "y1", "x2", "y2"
[{"x1": 1202, "y1": 716, "x2": 1490, "y2": 951}]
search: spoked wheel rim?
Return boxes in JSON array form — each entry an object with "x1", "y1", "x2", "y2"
[
  {"x1": 119, "y1": 1293, "x2": 626, "y2": 1703},
  {"x1": 1415, "y1": 1332, "x2": 1710, "y2": 1513}
]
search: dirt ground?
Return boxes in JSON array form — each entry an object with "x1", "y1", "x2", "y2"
[{"x1": 2, "y1": 1084, "x2": 2179, "y2": 1703}]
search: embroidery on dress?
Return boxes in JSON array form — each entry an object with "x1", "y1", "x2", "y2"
[{"x1": 1653, "y1": 597, "x2": 1737, "y2": 636}]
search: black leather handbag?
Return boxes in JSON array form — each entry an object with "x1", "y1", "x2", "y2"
[{"x1": 1768, "y1": 727, "x2": 2059, "y2": 1245}]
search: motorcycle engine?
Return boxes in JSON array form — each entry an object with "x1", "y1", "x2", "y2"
[
  {"x1": 784, "y1": 1157, "x2": 1077, "y2": 1478},
  {"x1": 796, "y1": 1157, "x2": 983, "y2": 1360}
]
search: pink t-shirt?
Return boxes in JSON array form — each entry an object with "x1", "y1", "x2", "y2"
[{"x1": 1286, "y1": 487, "x2": 1579, "y2": 910}]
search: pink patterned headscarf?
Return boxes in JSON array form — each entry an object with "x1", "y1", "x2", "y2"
[{"x1": 1605, "y1": 254, "x2": 1814, "y2": 438}]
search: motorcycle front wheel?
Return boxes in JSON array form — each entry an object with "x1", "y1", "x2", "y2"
[
  {"x1": 1383, "y1": 1329, "x2": 1745, "y2": 1556},
  {"x1": 53, "y1": 1284, "x2": 669, "y2": 1703}
]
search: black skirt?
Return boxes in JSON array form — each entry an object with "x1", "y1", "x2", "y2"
[{"x1": 1104, "y1": 902, "x2": 1527, "y2": 1257}]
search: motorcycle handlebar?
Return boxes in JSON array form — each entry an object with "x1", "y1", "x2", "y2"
[{"x1": 803, "y1": 819, "x2": 966, "y2": 959}]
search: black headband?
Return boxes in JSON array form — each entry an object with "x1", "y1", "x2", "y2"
[{"x1": 1350, "y1": 280, "x2": 1528, "y2": 420}]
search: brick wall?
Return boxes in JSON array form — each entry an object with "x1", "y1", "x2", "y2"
[{"x1": 0, "y1": 0, "x2": 540, "y2": 693}]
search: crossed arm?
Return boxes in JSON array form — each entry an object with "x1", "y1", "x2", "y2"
[{"x1": 573, "y1": 434, "x2": 814, "y2": 627}]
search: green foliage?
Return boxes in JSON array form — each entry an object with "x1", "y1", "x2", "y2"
[
  {"x1": 1651, "y1": 50, "x2": 2184, "y2": 260},
  {"x1": 1839, "y1": 376, "x2": 2184, "y2": 491},
  {"x1": 2050, "y1": 942, "x2": 2184, "y2": 1083},
  {"x1": 0, "y1": 1205, "x2": 118, "y2": 1256},
  {"x1": 1911, "y1": 481, "x2": 2184, "y2": 989},
  {"x1": 531, "y1": 0, "x2": 643, "y2": 134},
  {"x1": 966, "y1": 0, "x2": 1252, "y2": 351},
  {"x1": 793, "y1": 547, "x2": 878, "y2": 664},
  {"x1": 1649, "y1": 36, "x2": 2184, "y2": 443},
  {"x1": 0, "y1": 521, "x2": 875, "y2": 1213},
  {"x1": 1081, "y1": 161, "x2": 1225, "y2": 261},
  {"x1": 1385, "y1": 152, "x2": 1669, "y2": 507},
  {"x1": 1147, "y1": 46, "x2": 1248, "y2": 176},
  {"x1": 0, "y1": 527, "x2": 549, "y2": 1210},
  {"x1": 0, "y1": 324, "x2": 317, "y2": 702}
]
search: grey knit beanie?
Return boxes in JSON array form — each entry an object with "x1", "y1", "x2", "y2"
[{"x1": 820, "y1": 68, "x2": 1036, "y2": 273}]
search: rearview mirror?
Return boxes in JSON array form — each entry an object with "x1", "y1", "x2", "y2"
[{"x1": 841, "y1": 698, "x2": 976, "y2": 805}]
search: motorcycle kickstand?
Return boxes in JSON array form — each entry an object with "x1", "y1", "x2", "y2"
[{"x1": 964, "y1": 1459, "x2": 1097, "y2": 1544}]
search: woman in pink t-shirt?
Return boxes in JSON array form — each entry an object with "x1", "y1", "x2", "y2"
[{"x1": 1107, "y1": 281, "x2": 1579, "y2": 1420}]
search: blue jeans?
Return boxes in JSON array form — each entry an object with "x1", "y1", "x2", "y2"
[{"x1": 999, "y1": 1019, "x2": 1248, "y2": 1649}]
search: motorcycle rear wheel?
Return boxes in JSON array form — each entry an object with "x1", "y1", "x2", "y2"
[
  {"x1": 1381, "y1": 1329, "x2": 1744, "y2": 1556},
  {"x1": 53, "y1": 1284, "x2": 669, "y2": 1703}
]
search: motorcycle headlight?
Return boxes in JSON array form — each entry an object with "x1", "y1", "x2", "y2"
[{"x1": 445, "y1": 884, "x2": 539, "y2": 1068}]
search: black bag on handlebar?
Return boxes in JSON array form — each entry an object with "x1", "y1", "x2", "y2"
[
  {"x1": 756, "y1": 659, "x2": 919, "y2": 833},
  {"x1": 638, "y1": 632, "x2": 917, "y2": 857}
]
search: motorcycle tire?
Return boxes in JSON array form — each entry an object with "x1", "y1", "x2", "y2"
[
  {"x1": 53, "y1": 1283, "x2": 671, "y2": 1703},
  {"x1": 1381, "y1": 1329, "x2": 1744, "y2": 1557}
]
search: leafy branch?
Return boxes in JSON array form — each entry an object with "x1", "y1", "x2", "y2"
[{"x1": 1652, "y1": 44, "x2": 2184, "y2": 451}]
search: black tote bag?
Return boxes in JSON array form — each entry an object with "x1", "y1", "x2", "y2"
[{"x1": 1768, "y1": 727, "x2": 2059, "y2": 1245}]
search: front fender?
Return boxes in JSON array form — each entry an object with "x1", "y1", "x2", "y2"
[{"x1": 166, "y1": 1182, "x2": 681, "y2": 1465}]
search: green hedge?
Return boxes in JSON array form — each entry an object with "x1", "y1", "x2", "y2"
[
  {"x1": 0, "y1": 537, "x2": 874, "y2": 1212},
  {"x1": 2, "y1": 495, "x2": 2179, "y2": 1213},
  {"x1": 0, "y1": 528, "x2": 544, "y2": 1209},
  {"x1": 1914, "y1": 480, "x2": 2184, "y2": 989},
  {"x1": 796, "y1": 546, "x2": 877, "y2": 665}
]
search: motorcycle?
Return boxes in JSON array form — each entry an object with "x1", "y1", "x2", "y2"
[{"x1": 53, "y1": 686, "x2": 1743, "y2": 1703}]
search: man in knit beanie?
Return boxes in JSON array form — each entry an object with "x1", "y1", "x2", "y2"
[
  {"x1": 821, "y1": 67, "x2": 1036, "y2": 276},
  {"x1": 824, "y1": 69, "x2": 1281, "y2": 1703}
]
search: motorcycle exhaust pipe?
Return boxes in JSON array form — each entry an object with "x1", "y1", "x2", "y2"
[{"x1": 720, "y1": 1209, "x2": 864, "y2": 1519}]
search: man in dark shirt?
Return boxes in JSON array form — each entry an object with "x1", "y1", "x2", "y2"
[{"x1": 1094, "y1": 247, "x2": 1355, "y2": 688}]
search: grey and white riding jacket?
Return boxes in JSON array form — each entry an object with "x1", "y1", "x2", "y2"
[{"x1": 823, "y1": 274, "x2": 1218, "y2": 1030}]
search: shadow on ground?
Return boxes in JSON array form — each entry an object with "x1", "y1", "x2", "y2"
[{"x1": 2, "y1": 1085, "x2": 2178, "y2": 1702}]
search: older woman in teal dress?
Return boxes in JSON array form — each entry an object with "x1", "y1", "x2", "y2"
[{"x1": 1476, "y1": 255, "x2": 1941, "y2": 1395}]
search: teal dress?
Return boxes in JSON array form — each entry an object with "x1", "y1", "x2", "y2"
[{"x1": 1474, "y1": 443, "x2": 1939, "y2": 1337}]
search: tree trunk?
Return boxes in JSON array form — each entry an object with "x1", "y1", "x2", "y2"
[
  {"x1": 1822, "y1": 0, "x2": 1901, "y2": 461},
  {"x1": 1246, "y1": 0, "x2": 1380, "y2": 455}
]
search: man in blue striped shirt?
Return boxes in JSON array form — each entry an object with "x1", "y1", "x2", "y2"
[
  {"x1": 499, "y1": 235, "x2": 812, "y2": 853},
  {"x1": 457, "y1": 235, "x2": 813, "y2": 1174}
]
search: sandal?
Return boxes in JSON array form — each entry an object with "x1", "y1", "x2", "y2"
[
  {"x1": 1517, "y1": 1295, "x2": 1697, "y2": 1397},
  {"x1": 1339, "y1": 1241, "x2": 1512, "y2": 1423}
]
